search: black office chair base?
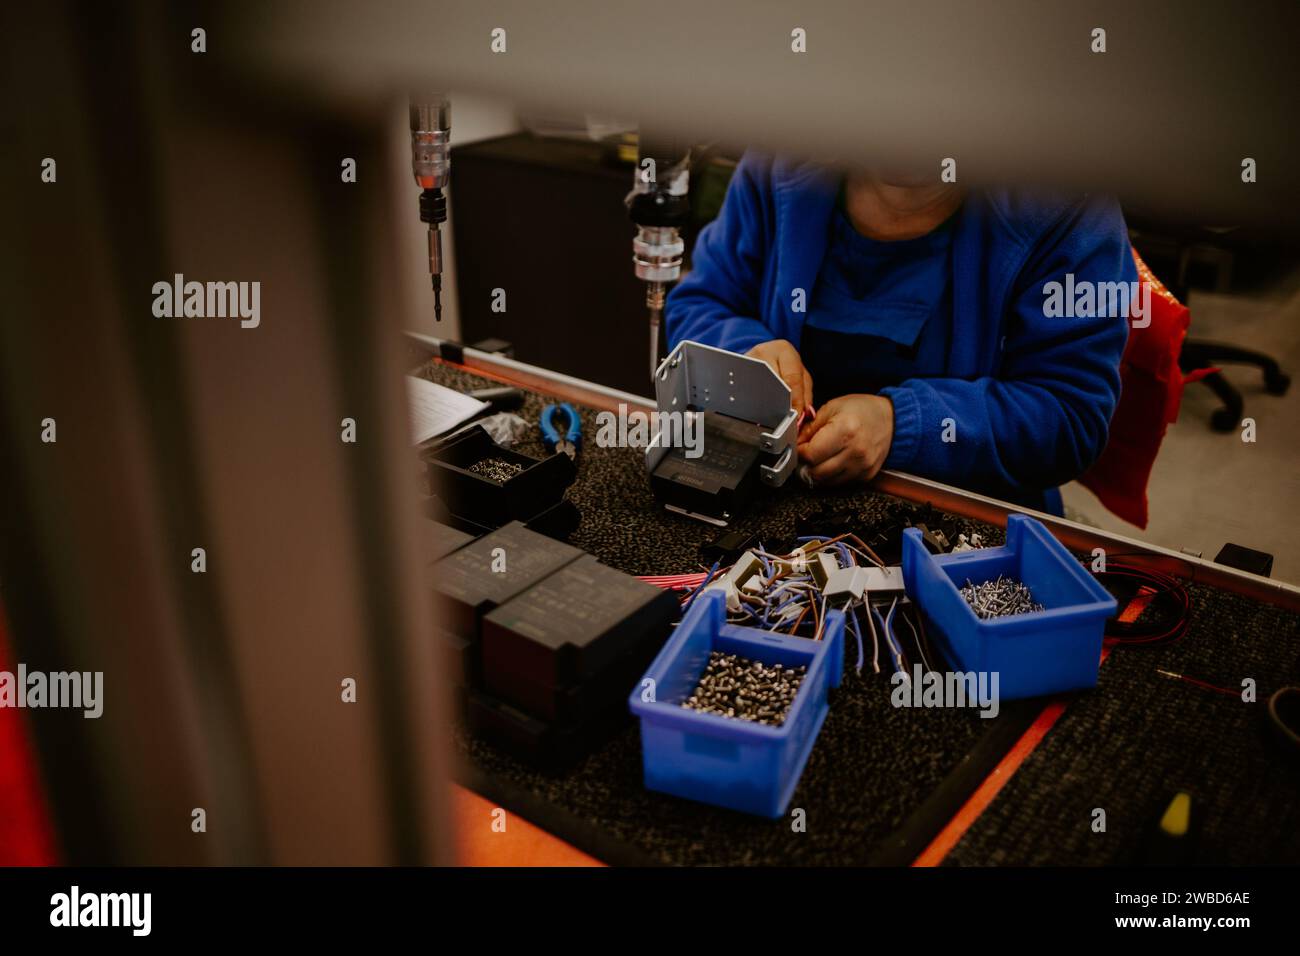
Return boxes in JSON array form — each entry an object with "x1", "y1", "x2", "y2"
[{"x1": 1180, "y1": 339, "x2": 1291, "y2": 432}]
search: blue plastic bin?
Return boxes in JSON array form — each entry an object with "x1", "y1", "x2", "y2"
[
  {"x1": 628, "y1": 590, "x2": 844, "y2": 818},
  {"x1": 901, "y1": 514, "x2": 1116, "y2": 699}
]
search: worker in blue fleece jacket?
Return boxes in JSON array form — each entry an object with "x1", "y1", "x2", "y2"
[{"x1": 665, "y1": 153, "x2": 1136, "y2": 514}]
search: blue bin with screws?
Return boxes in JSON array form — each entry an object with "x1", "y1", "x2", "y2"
[
  {"x1": 628, "y1": 589, "x2": 844, "y2": 819},
  {"x1": 901, "y1": 514, "x2": 1116, "y2": 699}
]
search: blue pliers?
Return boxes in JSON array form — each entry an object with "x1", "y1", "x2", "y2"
[{"x1": 540, "y1": 402, "x2": 581, "y2": 459}]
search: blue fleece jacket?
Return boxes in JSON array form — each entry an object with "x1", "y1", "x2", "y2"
[{"x1": 665, "y1": 153, "x2": 1135, "y2": 513}]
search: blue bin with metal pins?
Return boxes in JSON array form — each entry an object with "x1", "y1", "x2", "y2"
[
  {"x1": 629, "y1": 589, "x2": 844, "y2": 818},
  {"x1": 901, "y1": 514, "x2": 1117, "y2": 699}
]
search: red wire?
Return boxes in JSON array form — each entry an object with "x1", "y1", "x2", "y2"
[
  {"x1": 638, "y1": 572, "x2": 709, "y2": 591},
  {"x1": 1097, "y1": 563, "x2": 1190, "y2": 646},
  {"x1": 1161, "y1": 672, "x2": 1239, "y2": 697}
]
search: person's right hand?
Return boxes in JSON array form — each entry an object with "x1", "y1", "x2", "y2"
[{"x1": 746, "y1": 339, "x2": 814, "y2": 418}]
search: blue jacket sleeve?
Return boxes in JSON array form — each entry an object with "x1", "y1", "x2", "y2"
[
  {"x1": 664, "y1": 155, "x2": 776, "y2": 353},
  {"x1": 880, "y1": 198, "x2": 1134, "y2": 498}
]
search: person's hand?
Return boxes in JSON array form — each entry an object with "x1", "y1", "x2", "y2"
[
  {"x1": 746, "y1": 339, "x2": 814, "y2": 417},
  {"x1": 797, "y1": 394, "x2": 895, "y2": 486}
]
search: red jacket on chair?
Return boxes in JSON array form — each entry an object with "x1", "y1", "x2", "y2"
[{"x1": 1078, "y1": 250, "x2": 1209, "y2": 528}]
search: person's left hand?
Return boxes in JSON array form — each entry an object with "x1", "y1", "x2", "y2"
[{"x1": 797, "y1": 394, "x2": 895, "y2": 486}]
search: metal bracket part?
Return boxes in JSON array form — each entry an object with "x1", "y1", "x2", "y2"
[
  {"x1": 644, "y1": 340, "x2": 797, "y2": 481},
  {"x1": 760, "y1": 443, "x2": 797, "y2": 487}
]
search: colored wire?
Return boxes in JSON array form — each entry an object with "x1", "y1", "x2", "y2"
[
  {"x1": 845, "y1": 603, "x2": 865, "y2": 674},
  {"x1": 885, "y1": 597, "x2": 903, "y2": 672},
  {"x1": 1089, "y1": 562, "x2": 1191, "y2": 647},
  {"x1": 644, "y1": 533, "x2": 891, "y2": 646},
  {"x1": 638, "y1": 572, "x2": 710, "y2": 590},
  {"x1": 862, "y1": 602, "x2": 880, "y2": 673},
  {"x1": 678, "y1": 561, "x2": 720, "y2": 612},
  {"x1": 1155, "y1": 669, "x2": 1239, "y2": 697},
  {"x1": 873, "y1": 598, "x2": 908, "y2": 677},
  {"x1": 898, "y1": 604, "x2": 930, "y2": 673},
  {"x1": 845, "y1": 533, "x2": 886, "y2": 568}
]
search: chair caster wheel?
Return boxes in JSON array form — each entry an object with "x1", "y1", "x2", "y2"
[{"x1": 1211, "y1": 408, "x2": 1239, "y2": 432}]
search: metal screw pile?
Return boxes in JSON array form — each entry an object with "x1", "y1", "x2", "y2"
[
  {"x1": 681, "y1": 651, "x2": 806, "y2": 726},
  {"x1": 959, "y1": 575, "x2": 1045, "y2": 620},
  {"x1": 468, "y1": 457, "x2": 523, "y2": 483}
]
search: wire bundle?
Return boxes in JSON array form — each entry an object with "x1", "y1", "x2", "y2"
[
  {"x1": 639, "y1": 533, "x2": 934, "y2": 679},
  {"x1": 636, "y1": 571, "x2": 711, "y2": 592},
  {"x1": 1089, "y1": 562, "x2": 1191, "y2": 647}
]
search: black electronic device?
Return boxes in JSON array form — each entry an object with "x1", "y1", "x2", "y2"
[
  {"x1": 649, "y1": 412, "x2": 764, "y2": 523},
  {"x1": 423, "y1": 518, "x2": 475, "y2": 564},
  {"x1": 481, "y1": 555, "x2": 679, "y2": 721},
  {"x1": 431, "y1": 521, "x2": 584, "y2": 683},
  {"x1": 1214, "y1": 542, "x2": 1274, "y2": 578}
]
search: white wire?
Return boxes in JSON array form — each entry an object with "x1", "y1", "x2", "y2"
[
  {"x1": 862, "y1": 598, "x2": 880, "y2": 673},
  {"x1": 766, "y1": 580, "x2": 813, "y2": 600},
  {"x1": 885, "y1": 596, "x2": 908, "y2": 679},
  {"x1": 899, "y1": 604, "x2": 930, "y2": 672},
  {"x1": 814, "y1": 593, "x2": 828, "y2": 641}
]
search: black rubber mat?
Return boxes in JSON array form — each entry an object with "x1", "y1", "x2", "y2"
[
  {"x1": 419, "y1": 358, "x2": 1300, "y2": 866},
  {"x1": 946, "y1": 584, "x2": 1300, "y2": 865}
]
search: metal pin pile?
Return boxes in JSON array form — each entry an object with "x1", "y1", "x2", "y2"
[
  {"x1": 960, "y1": 575, "x2": 1044, "y2": 620},
  {"x1": 681, "y1": 651, "x2": 806, "y2": 726},
  {"x1": 468, "y1": 457, "x2": 523, "y2": 483}
]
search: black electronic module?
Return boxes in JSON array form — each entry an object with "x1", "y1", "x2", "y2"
[
  {"x1": 423, "y1": 518, "x2": 474, "y2": 564},
  {"x1": 480, "y1": 555, "x2": 679, "y2": 721},
  {"x1": 431, "y1": 520, "x2": 584, "y2": 682},
  {"x1": 649, "y1": 412, "x2": 764, "y2": 523}
]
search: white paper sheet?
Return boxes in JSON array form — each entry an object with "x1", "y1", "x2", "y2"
[{"x1": 405, "y1": 376, "x2": 488, "y2": 445}]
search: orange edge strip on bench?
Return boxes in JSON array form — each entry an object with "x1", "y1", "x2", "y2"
[
  {"x1": 454, "y1": 785, "x2": 604, "y2": 867},
  {"x1": 912, "y1": 643, "x2": 1119, "y2": 867}
]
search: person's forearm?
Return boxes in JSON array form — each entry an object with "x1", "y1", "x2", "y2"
[{"x1": 880, "y1": 376, "x2": 1112, "y2": 494}]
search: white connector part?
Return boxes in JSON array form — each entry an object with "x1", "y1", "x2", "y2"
[
  {"x1": 951, "y1": 532, "x2": 984, "y2": 553},
  {"x1": 787, "y1": 539, "x2": 827, "y2": 575},
  {"x1": 741, "y1": 574, "x2": 764, "y2": 594},
  {"x1": 823, "y1": 566, "x2": 868, "y2": 604},
  {"x1": 704, "y1": 550, "x2": 764, "y2": 612},
  {"x1": 863, "y1": 565, "x2": 906, "y2": 597},
  {"x1": 810, "y1": 552, "x2": 840, "y2": 589}
]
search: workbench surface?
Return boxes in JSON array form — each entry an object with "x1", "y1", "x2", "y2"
[{"x1": 421, "y1": 360, "x2": 1300, "y2": 866}]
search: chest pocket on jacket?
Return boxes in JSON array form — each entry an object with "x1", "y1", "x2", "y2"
[{"x1": 806, "y1": 287, "x2": 934, "y2": 359}]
